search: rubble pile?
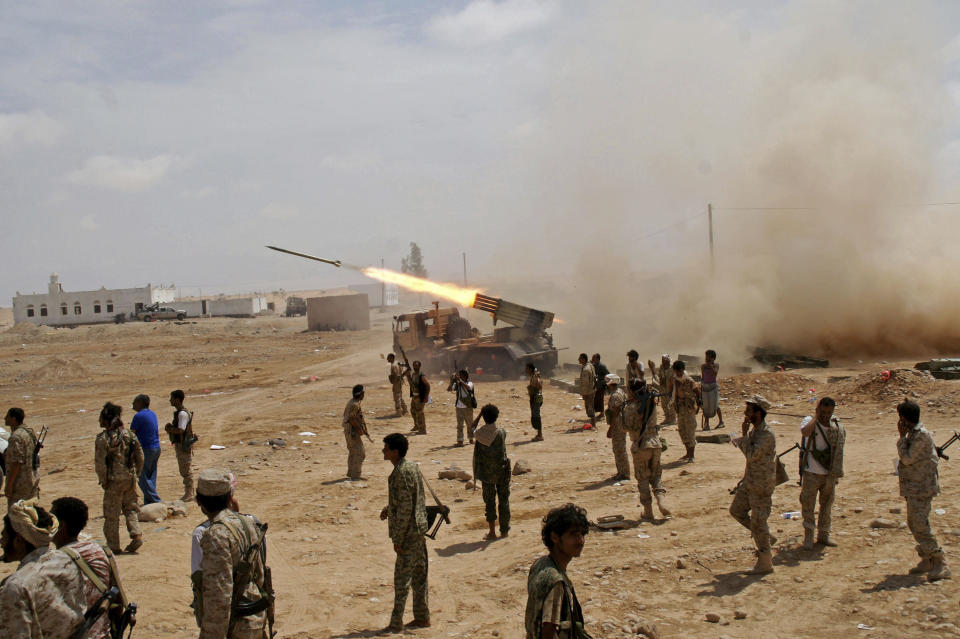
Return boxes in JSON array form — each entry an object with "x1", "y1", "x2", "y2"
[
  {"x1": 835, "y1": 368, "x2": 938, "y2": 403},
  {"x1": 722, "y1": 372, "x2": 818, "y2": 403}
]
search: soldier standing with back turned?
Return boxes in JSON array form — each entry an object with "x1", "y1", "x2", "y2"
[
  {"x1": 3, "y1": 408, "x2": 40, "y2": 510},
  {"x1": 577, "y1": 354, "x2": 596, "y2": 426},
  {"x1": 342, "y1": 384, "x2": 368, "y2": 481},
  {"x1": 387, "y1": 354, "x2": 408, "y2": 417},
  {"x1": 896, "y1": 399, "x2": 950, "y2": 581},
  {"x1": 404, "y1": 361, "x2": 430, "y2": 435},
  {"x1": 95, "y1": 402, "x2": 144, "y2": 554}
]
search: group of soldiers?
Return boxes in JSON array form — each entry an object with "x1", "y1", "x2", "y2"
[{"x1": 0, "y1": 396, "x2": 275, "y2": 638}]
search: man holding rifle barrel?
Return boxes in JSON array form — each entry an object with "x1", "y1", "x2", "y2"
[{"x1": 798, "y1": 397, "x2": 845, "y2": 550}]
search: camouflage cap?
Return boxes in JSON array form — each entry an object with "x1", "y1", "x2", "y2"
[
  {"x1": 196, "y1": 468, "x2": 233, "y2": 497},
  {"x1": 746, "y1": 394, "x2": 773, "y2": 412}
]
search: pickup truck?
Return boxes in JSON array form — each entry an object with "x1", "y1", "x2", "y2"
[{"x1": 136, "y1": 305, "x2": 187, "y2": 322}]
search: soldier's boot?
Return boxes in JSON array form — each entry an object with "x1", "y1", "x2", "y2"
[
  {"x1": 909, "y1": 557, "x2": 934, "y2": 574},
  {"x1": 748, "y1": 551, "x2": 774, "y2": 575},
  {"x1": 802, "y1": 529, "x2": 815, "y2": 551},
  {"x1": 655, "y1": 494, "x2": 672, "y2": 518},
  {"x1": 640, "y1": 502, "x2": 655, "y2": 520},
  {"x1": 816, "y1": 533, "x2": 838, "y2": 547},
  {"x1": 928, "y1": 554, "x2": 952, "y2": 582},
  {"x1": 682, "y1": 445, "x2": 695, "y2": 462},
  {"x1": 181, "y1": 486, "x2": 195, "y2": 502}
]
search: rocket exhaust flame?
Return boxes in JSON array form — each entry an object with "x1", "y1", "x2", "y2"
[{"x1": 361, "y1": 267, "x2": 482, "y2": 308}]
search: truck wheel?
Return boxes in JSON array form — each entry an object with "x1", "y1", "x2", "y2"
[
  {"x1": 177, "y1": 313, "x2": 185, "y2": 321},
  {"x1": 142, "y1": 315, "x2": 152, "y2": 322}
]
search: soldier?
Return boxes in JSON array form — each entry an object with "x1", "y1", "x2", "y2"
[
  {"x1": 604, "y1": 375, "x2": 630, "y2": 480},
  {"x1": 195, "y1": 468, "x2": 272, "y2": 638},
  {"x1": 94, "y1": 402, "x2": 144, "y2": 554},
  {"x1": 672, "y1": 360, "x2": 700, "y2": 462},
  {"x1": 471, "y1": 404, "x2": 510, "y2": 540},
  {"x1": 342, "y1": 384, "x2": 368, "y2": 480},
  {"x1": 625, "y1": 350, "x2": 644, "y2": 394},
  {"x1": 164, "y1": 389, "x2": 197, "y2": 502},
  {"x1": 652, "y1": 355, "x2": 676, "y2": 425},
  {"x1": 590, "y1": 354, "x2": 609, "y2": 423},
  {"x1": 526, "y1": 363, "x2": 544, "y2": 442},
  {"x1": 1, "y1": 498, "x2": 55, "y2": 572},
  {"x1": 387, "y1": 354, "x2": 408, "y2": 417},
  {"x1": 700, "y1": 349, "x2": 725, "y2": 431},
  {"x1": 623, "y1": 379, "x2": 670, "y2": 520},
  {"x1": 379, "y1": 433, "x2": 429, "y2": 631},
  {"x1": 798, "y1": 396, "x2": 845, "y2": 550},
  {"x1": 446, "y1": 369, "x2": 476, "y2": 447},
  {"x1": 577, "y1": 354, "x2": 596, "y2": 425},
  {"x1": 403, "y1": 361, "x2": 430, "y2": 435},
  {"x1": 730, "y1": 395, "x2": 777, "y2": 574},
  {"x1": 896, "y1": 399, "x2": 950, "y2": 581},
  {"x1": 524, "y1": 503, "x2": 591, "y2": 639},
  {"x1": 3, "y1": 407, "x2": 40, "y2": 509},
  {"x1": 0, "y1": 496, "x2": 131, "y2": 638}
]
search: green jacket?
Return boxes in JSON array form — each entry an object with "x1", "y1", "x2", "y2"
[
  {"x1": 524, "y1": 556, "x2": 592, "y2": 639},
  {"x1": 473, "y1": 427, "x2": 508, "y2": 485},
  {"x1": 388, "y1": 459, "x2": 428, "y2": 545}
]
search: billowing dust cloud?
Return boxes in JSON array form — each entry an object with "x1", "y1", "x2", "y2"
[{"x1": 507, "y1": 1, "x2": 960, "y2": 362}]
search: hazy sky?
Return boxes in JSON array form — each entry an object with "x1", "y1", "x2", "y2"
[{"x1": 2, "y1": 1, "x2": 959, "y2": 303}]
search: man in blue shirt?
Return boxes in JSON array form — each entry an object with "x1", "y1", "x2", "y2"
[{"x1": 130, "y1": 394, "x2": 162, "y2": 504}]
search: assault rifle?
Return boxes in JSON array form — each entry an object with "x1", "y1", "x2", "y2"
[
  {"x1": 936, "y1": 431, "x2": 960, "y2": 460},
  {"x1": 68, "y1": 586, "x2": 137, "y2": 639},
  {"x1": 33, "y1": 425, "x2": 48, "y2": 471},
  {"x1": 729, "y1": 442, "x2": 800, "y2": 495},
  {"x1": 395, "y1": 343, "x2": 411, "y2": 372}
]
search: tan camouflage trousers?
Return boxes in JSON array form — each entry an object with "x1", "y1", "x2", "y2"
[
  {"x1": 410, "y1": 397, "x2": 426, "y2": 433},
  {"x1": 730, "y1": 487, "x2": 772, "y2": 553},
  {"x1": 176, "y1": 447, "x2": 193, "y2": 493},
  {"x1": 392, "y1": 383, "x2": 407, "y2": 415},
  {"x1": 660, "y1": 396, "x2": 676, "y2": 424},
  {"x1": 391, "y1": 535, "x2": 429, "y2": 626},
  {"x1": 677, "y1": 405, "x2": 697, "y2": 448},
  {"x1": 610, "y1": 422, "x2": 630, "y2": 478},
  {"x1": 455, "y1": 406, "x2": 475, "y2": 443},
  {"x1": 103, "y1": 480, "x2": 140, "y2": 551},
  {"x1": 581, "y1": 392, "x2": 596, "y2": 422},
  {"x1": 906, "y1": 496, "x2": 942, "y2": 559},
  {"x1": 345, "y1": 433, "x2": 365, "y2": 480},
  {"x1": 631, "y1": 443, "x2": 665, "y2": 505},
  {"x1": 799, "y1": 472, "x2": 836, "y2": 534}
]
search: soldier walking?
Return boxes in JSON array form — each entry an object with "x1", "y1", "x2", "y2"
[
  {"x1": 165, "y1": 389, "x2": 196, "y2": 502},
  {"x1": 623, "y1": 379, "x2": 670, "y2": 520},
  {"x1": 387, "y1": 354, "x2": 408, "y2": 417},
  {"x1": 672, "y1": 361, "x2": 700, "y2": 462},
  {"x1": 343, "y1": 384, "x2": 368, "y2": 480},
  {"x1": 195, "y1": 468, "x2": 272, "y2": 638},
  {"x1": 798, "y1": 397, "x2": 845, "y2": 550},
  {"x1": 404, "y1": 361, "x2": 430, "y2": 435},
  {"x1": 526, "y1": 363, "x2": 544, "y2": 442},
  {"x1": 472, "y1": 404, "x2": 510, "y2": 540},
  {"x1": 379, "y1": 433, "x2": 430, "y2": 631},
  {"x1": 95, "y1": 402, "x2": 144, "y2": 554},
  {"x1": 524, "y1": 503, "x2": 591, "y2": 639},
  {"x1": 652, "y1": 355, "x2": 676, "y2": 425},
  {"x1": 3, "y1": 408, "x2": 40, "y2": 509},
  {"x1": 604, "y1": 375, "x2": 630, "y2": 480},
  {"x1": 590, "y1": 354, "x2": 609, "y2": 422},
  {"x1": 896, "y1": 399, "x2": 950, "y2": 581},
  {"x1": 730, "y1": 395, "x2": 777, "y2": 574},
  {"x1": 577, "y1": 354, "x2": 596, "y2": 425}
]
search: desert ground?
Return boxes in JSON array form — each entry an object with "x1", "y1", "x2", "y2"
[{"x1": 1, "y1": 314, "x2": 958, "y2": 638}]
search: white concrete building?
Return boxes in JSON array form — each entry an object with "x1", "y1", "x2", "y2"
[
  {"x1": 12, "y1": 274, "x2": 176, "y2": 326},
  {"x1": 176, "y1": 296, "x2": 269, "y2": 318}
]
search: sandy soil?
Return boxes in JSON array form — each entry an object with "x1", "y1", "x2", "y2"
[{"x1": 1, "y1": 316, "x2": 958, "y2": 638}]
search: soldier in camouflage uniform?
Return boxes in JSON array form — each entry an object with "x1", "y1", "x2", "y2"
[
  {"x1": 404, "y1": 361, "x2": 430, "y2": 434},
  {"x1": 653, "y1": 355, "x2": 676, "y2": 425},
  {"x1": 623, "y1": 379, "x2": 670, "y2": 520},
  {"x1": 472, "y1": 404, "x2": 510, "y2": 540},
  {"x1": 798, "y1": 396, "x2": 845, "y2": 550},
  {"x1": 604, "y1": 375, "x2": 630, "y2": 480},
  {"x1": 730, "y1": 395, "x2": 777, "y2": 574},
  {"x1": 4, "y1": 407, "x2": 40, "y2": 509},
  {"x1": 1, "y1": 496, "x2": 128, "y2": 639},
  {"x1": 577, "y1": 354, "x2": 596, "y2": 424},
  {"x1": 196, "y1": 468, "x2": 272, "y2": 639},
  {"x1": 379, "y1": 433, "x2": 429, "y2": 631},
  {"x1": 524, "y1": 503, "x2": 591, "y2": 639},
  {"x1": 342, "y1": 385, "x2": 368, "y2": 480},
  {"x1": 95, "y1": 402, "x2": 144, "y2": 554},
  {"x1": 671, "y1": 361, "x2": 699, "y2": 462},
  {"x1": 387, "y1": 354, "x2": 408, "y2": 416},
  {"x1": 896, "y1": 399, "x2": 950, "y2": 581},
  {"x1": 166, "y1": 389, "x2": 196, "y2": 502},
  {"x1": 526, "y1": 363, "x2": 544, "y2": 442}
]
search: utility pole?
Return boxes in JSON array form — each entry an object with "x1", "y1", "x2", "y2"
[
  {"x1": 462, "y1": 252, "x2": 467, "y2": 287},
  {"x1": 708, "y1": 202, "x2": 715, "y2": 274},
  {"x1": 380, "y1": 257, "x2": 386, "y2": 312}
]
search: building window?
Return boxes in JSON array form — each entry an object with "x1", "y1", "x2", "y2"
[
  {"x1": 26, "y1": 306, "x2": 35, "y2": 317},
  {"x1": 60, "y1": 304, "x2": 68, "y2": 315},
  {"x1": 40, "y1": 305, "x2": 47, "y2": 317},
  {"x1": 94, "y1": 301, "x2": 101, "y2": 313},
  {"x1": 74, "y1": 302, "x2": 82, "y2": 315},
  {"x1": 106, "y1": 300, "x2": 114, "y2": 313}
]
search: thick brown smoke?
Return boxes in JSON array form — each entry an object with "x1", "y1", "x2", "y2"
[{"x1": 504, "y1": 1, "x2": 960, "y2": 363}]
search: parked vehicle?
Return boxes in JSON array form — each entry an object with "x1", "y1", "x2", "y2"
[{"x1": 136, "y1": 304, "x2": 186, "y2": 322}]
